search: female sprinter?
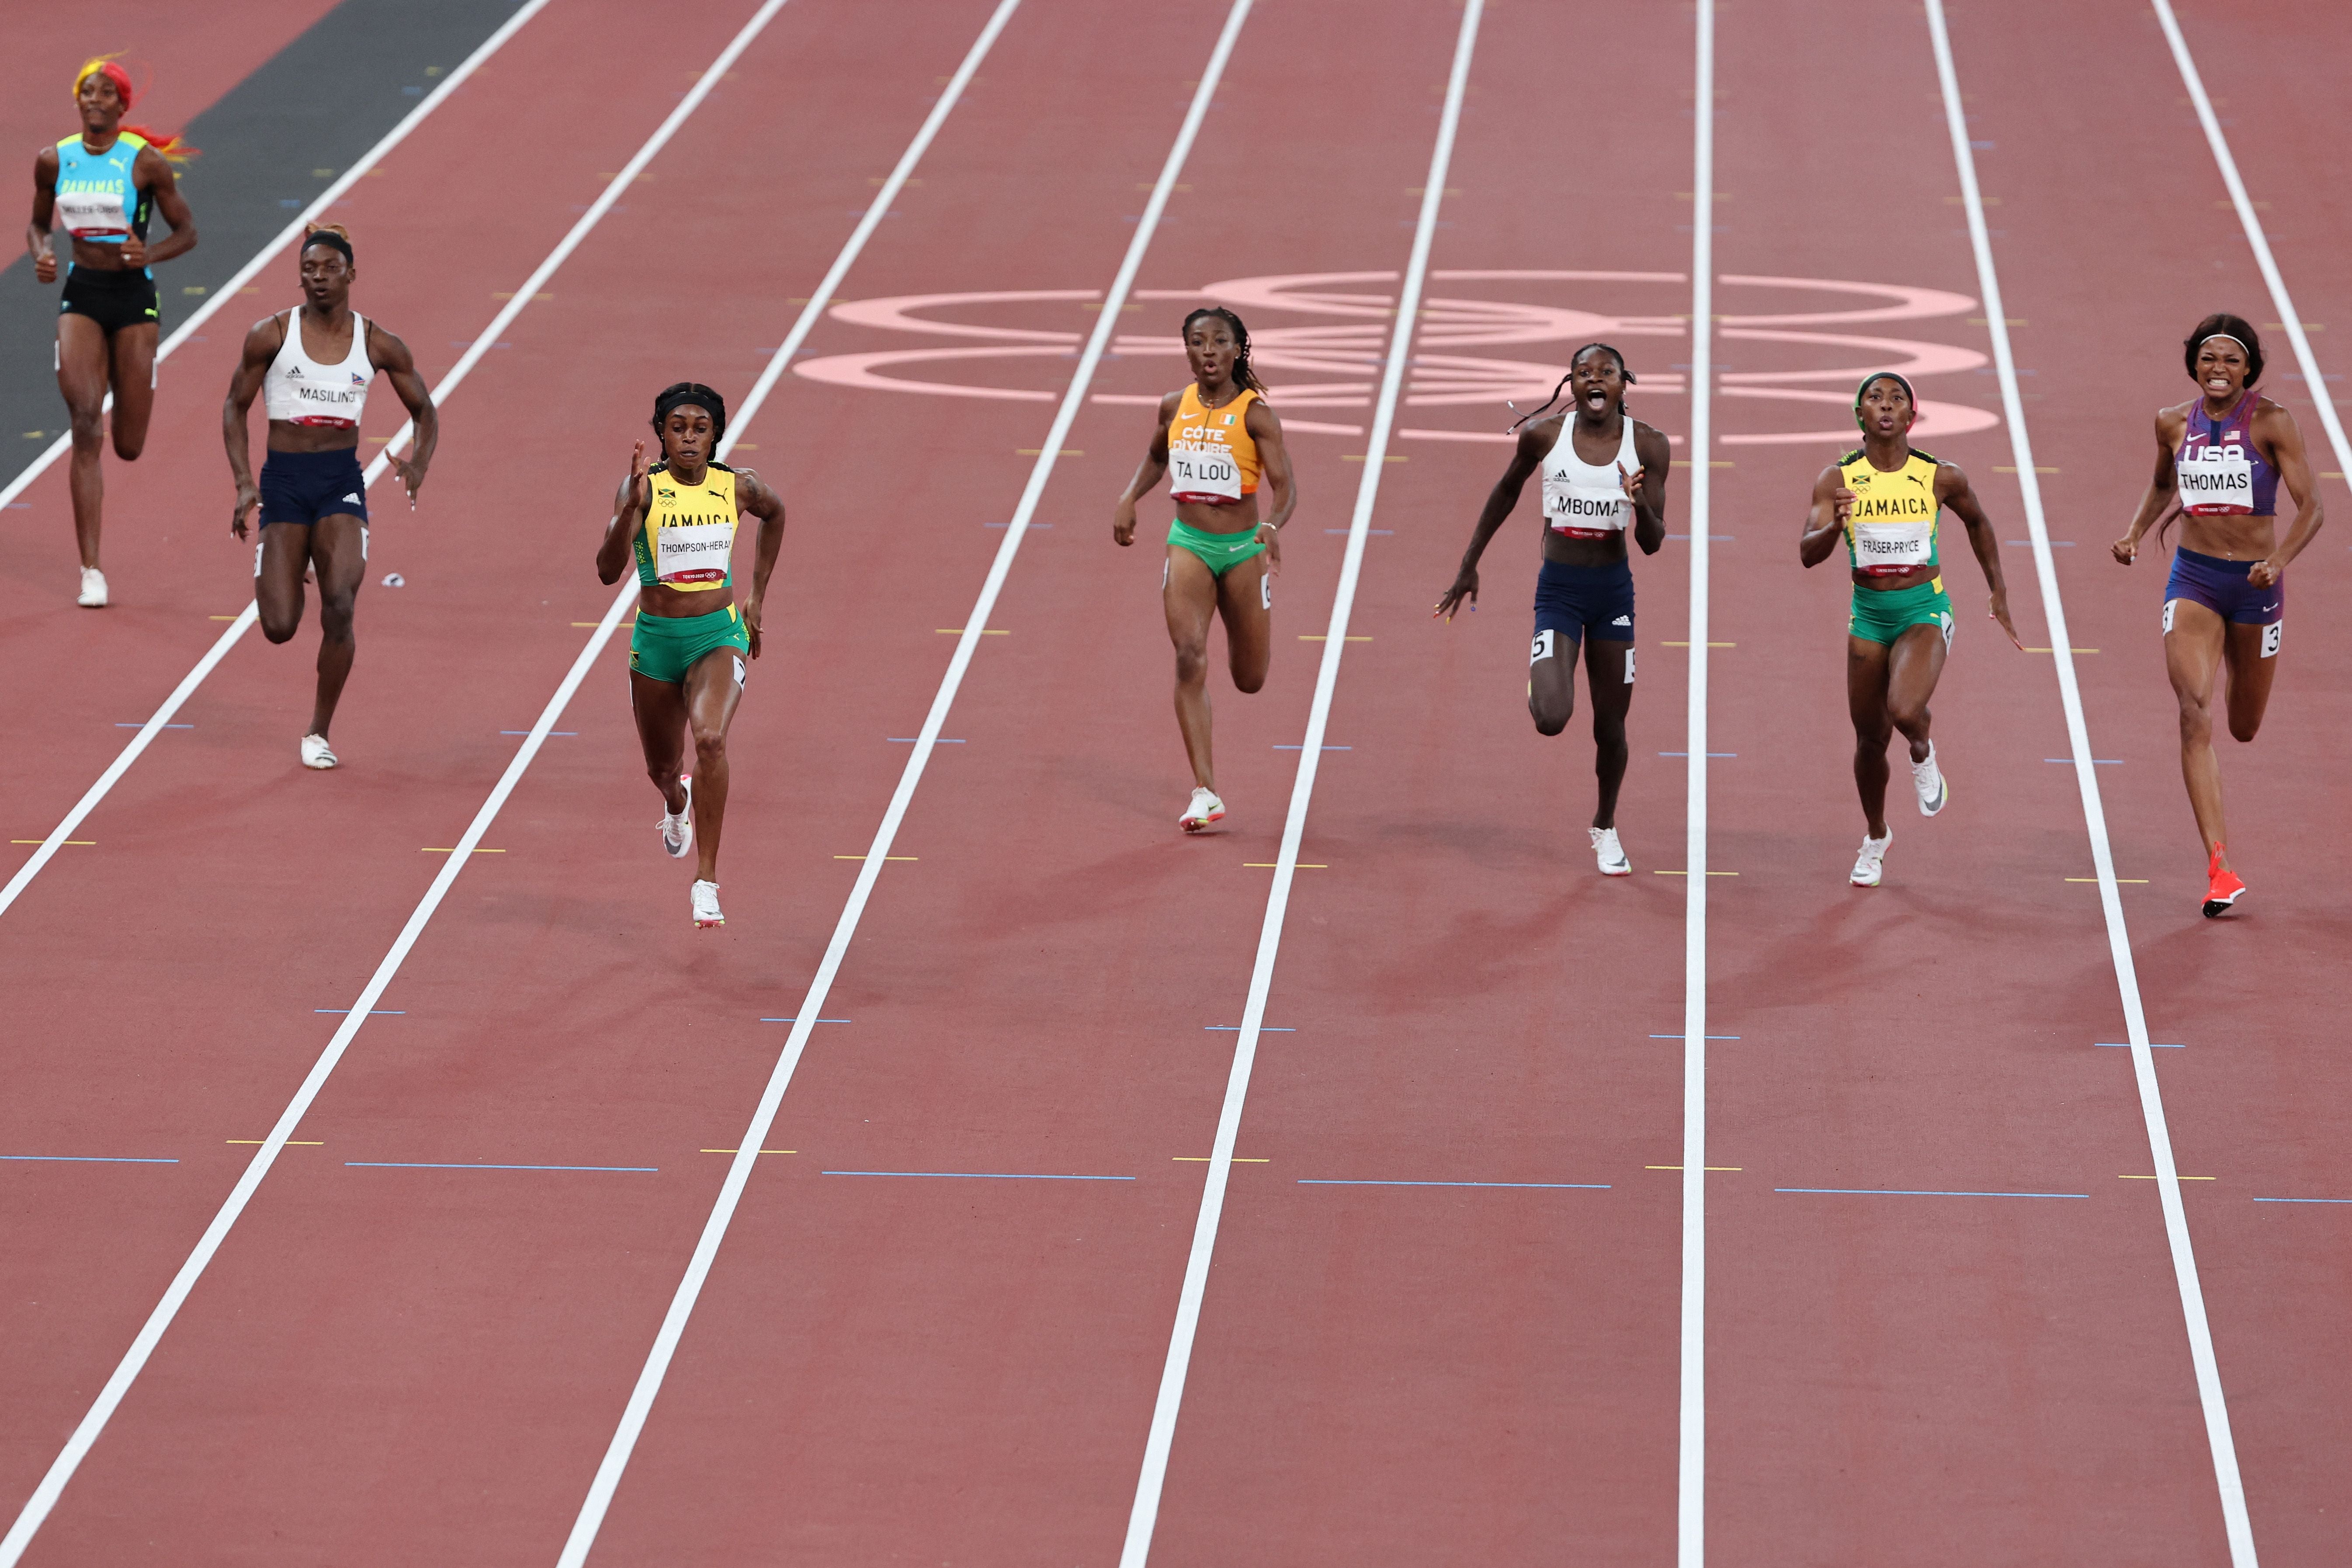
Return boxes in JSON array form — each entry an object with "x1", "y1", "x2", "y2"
[
  {"x1": 1111, "y1": 307, "x2": 1297, "y2": 832},
  {"x1": 1800, "y1": 372, "x2": 2019, "y2": 888},
  {"x1": 225, "y1": 226, "x2": 437, "y2": 770},
  {"x1": 2110, "y1": 315, "x2": 2324, "y2": 917},
  {"x1": 596, "y1": 384, "x2": 786, "y2": 930},
  {"x1": 26, "y1": 57, "x2": 197, "y2": 607},
  {"x1": 1433, "y1": 343, "x2": 1669, "y2": 877}
]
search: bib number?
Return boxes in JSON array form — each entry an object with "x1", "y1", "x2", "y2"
[
  {"x1": 2177, "y1": 444, "x2": 2254, "y2": 513},
  {"x1": 654, "y1": 520, "x2": 733, "y2": 585},
  {"x1": 2261, "y1": 621, "x2": 2283, "y2": 658},
  {"x1": 1169, "y1": 442, "x2": 1242, "y2": 503}
]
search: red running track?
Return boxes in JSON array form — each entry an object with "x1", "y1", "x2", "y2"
[{"x1": 1, "y1": 0, "x2": 2347, "y2": 1564}]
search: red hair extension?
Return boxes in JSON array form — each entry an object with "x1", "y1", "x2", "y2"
[{"x1": 72, "y1": 56, "x2": 197, "y2": 163}]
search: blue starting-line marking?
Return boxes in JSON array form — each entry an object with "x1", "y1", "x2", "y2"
[
  {"x1": 2095, "y1": 1041, "x2": 2184, "y2": 1049},
  {"x1": 2046, "y1": 757, "x2": 2121, "y2": 765},
  {"x1": 1776, "y1": 1186, "x2": 2088, "y2": 1199},
  {"x1": 1206, "y1": 1025, "x2": 1295, "y2": 1032},
  {"x1": 345, "y1": 1161, "x2": 657, "y2": 1173},
  {"x1": 761, "y1": 1016, "x2": 850, "y2": 1023},
  {"x1": 2, "y1": 1154, "x2": 178, "y2": 1164},
  {"x1": 317, "y1": 1009, "x2": 406, "y2": 1016},
  {"x1": 115, "y1": 722, "x2": 194, "y2": 729},
  {"x1": 502, "y1": 730, "x2": 576, "y2": 737},
  {"x1": 1298, "y1": 1178, "x2": 1610, "y2": 1190},
  {"x1": 887, "y1": 737, "x2": 965, "y2": 743},
  {"x1": 1652, "y1": 1033, "x2": 1740, "y2": 1040},
  {"x1": 821, "y1": 1169, "x2": 1135, "y2": 1182},
  {"x1": 2252, "y1": 1196, "x2": 2352, "y2": 1205}
]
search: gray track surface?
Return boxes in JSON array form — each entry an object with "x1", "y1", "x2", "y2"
[{"x1": 0, "y1": 0, "x2": 527, "y2": 490}]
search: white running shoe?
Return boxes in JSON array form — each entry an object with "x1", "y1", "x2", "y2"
[
  {"x1": 77, "y1": 567, "x2": 108, "y2": 607},
  {"x1": 1590, "y1": 826, "x2": 1632, "y2": 876},
  {"x1": 691, "y1": 879, "x2": 724, "y2": 928},
  {"x1": 299, "y1": 733, "x2": 338, "y2": 770},
  {"x1": 659, "y1": 777, "x2": 694, "y2": 859},
  {"x1": 1911, "y1": 742, "x2": 1948, "y2": 817},
  {"x1": 1851, "y1": 830, "x2": 1892, "y2": 887},
  {"x1": 1179, "y1": 787, "x2": 1225, "y2": 832}
]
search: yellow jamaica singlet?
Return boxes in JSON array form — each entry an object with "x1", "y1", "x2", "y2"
[
  {"x1": 1166, "y1": 385, "x2": 1262, "y2": 505},
  {"x1": 1840, "y1": 448, "x2": 1942, "y2": 576},
  {"x1": 633, "y1": 461, "x2": 739, "y2": 592}
]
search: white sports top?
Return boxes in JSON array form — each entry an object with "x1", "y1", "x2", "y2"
[
  {"x1": 1540, "y1": 411, "x2": 1638, "y2": 538},
  {"x1": 263, "y1": 309, "x2": 376, "y2": 427}
]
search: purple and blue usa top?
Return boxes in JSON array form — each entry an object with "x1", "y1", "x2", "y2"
[{"x1": 2175, "y1": 390, "x2": 2278, "y2": 517}]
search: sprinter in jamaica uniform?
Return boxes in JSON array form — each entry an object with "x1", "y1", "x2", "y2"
[
  {"x1": 596, "y1": 383, "x2": 786, "y2": 929},
  {"x1": 1800, "y1": 371, "x2": 2020, "y2": 888}
]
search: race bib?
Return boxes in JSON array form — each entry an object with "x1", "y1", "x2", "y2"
[
  {"x1": 1850, "y1": 520, "x2": 1935, "y2": 572},
  {"x1": 1169, "y1": 441, "x2": 1242, "y2": 502},
  {"x1": 1544, "y1": 483, "x2": 1627, "y2": 533},
  {"x1": 654, "y1": 520, "x2": 733, "y2": 585},
  {"x1": 2178, "y1": 443, "x2": 2254, "y2": 513},
  {"x1": 55, "y1": 189, "x2": 130, "y2": 238}
]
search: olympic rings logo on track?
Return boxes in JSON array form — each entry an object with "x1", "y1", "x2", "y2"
[{"x1": 790, "y1": 271, "x2": 2000, "y2": 447}]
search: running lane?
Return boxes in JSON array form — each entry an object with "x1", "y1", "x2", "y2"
[
  {"x1": 1699, "y1": 0, "x2": 2235, "y2": 1561},
  {"x1": 1945, "y1": 2, "x2": 2352, "y2": 1560},
  {"x1": 562, "y1": 2, "x2": 1496, "y2": 1562},
  {"x1": 1124, "y1": 0, "x2": 1693, "y2": 1560},
  {"x1": 0, "y1": 0, "x2": 860, "y2": 1554},
  {"x1": 4, "y1": 1, "x2": 1253, "y2": 1562}
]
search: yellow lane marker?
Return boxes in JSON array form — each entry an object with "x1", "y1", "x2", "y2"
[
  {"x1": 209, "y1": 615, "x2": 239, "y2": 621},
  {"x1": 1173, "y1": 1156, "x2": 1270, "y2": 1163},
  {"x1": 702, "y1": 1148, "x2": 797, "y2": 1155},
  {"x1": 937, "y1": 628, "x2": 1010, "y2": 635},
  {"x1": 1245, "y1": 863, "x2": 1326, "y2": 869},
  {"x1": 1297, "y1": 635, "x2": 1372, "y2": 642},
  {"x1": 835, "y1": 854, "x2": 918, "y2": 861},
  {"x1": 1646, "y1": 1165, "x2": 1743, "y2": 1171},
  {"x1": 2066, "y1": 877, "x2": 2149, "y2": 884},
  {"x1": 2122, "y1": 1174, "x2": 2214, "y2": 1180},
  {"x1": 1016, "y1": 448, "x2": 1081, "y2": 457},
  {"x1": 423, "y1": 847, "x2": 505, "y2": 854},
  {"x1": 1654, "y1": 870, "x2": 1738, "y2": 876},
  {"x1": 13, "y1": 840, "x2": 93, "y2": 846},
  {"x1": 1661, "y1": 641, "x2": 1736, "y2": 647},
  {"x1": 228, "y1": 1140, "x2": 324, "y2": 1146}
]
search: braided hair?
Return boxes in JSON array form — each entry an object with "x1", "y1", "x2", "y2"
[
  {"x1": 1507, "y1": 342, "x2": 1634, "y2": 433},
  {"x1": 1181, "y1": 306, "x2": 1265, "y2": 397}
]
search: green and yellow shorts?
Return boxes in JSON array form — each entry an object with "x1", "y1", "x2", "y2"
[
  {"x1": 1848, "y1": 575, "x2": 1953, "y2": 649},
  {"x1": 629, "y1": 602, "x2": 750, "y2": 683},
  {"x1": 1168, "y1": 517, "x2": 1267, "y2": 576}
]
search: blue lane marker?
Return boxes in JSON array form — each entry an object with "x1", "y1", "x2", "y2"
[
  {"x1": 2046, "y1": 757, "x2": 2121, "y2": 764},
  {"x1": 345, "y1": 1161, "x2": 657, "y2": 1173},
  {"x1": 502, "y1": 730, "x2": 576, "y2": 737},
  {"x1": 1652, "y1": 1033, "x2": 1739, "y2": 1040},
  {"x1": 1658, "y1": 752, "x2": 1737, "y2": 758},
  {"x1": 1299, "y1": 1178, "x2": 1610, "y2": 1190},
  {"x1": 1776, "y1": 1186, "x2": 2089, "y2": 1199},
  {"x1": 115, "y1": 722, "x2": 194, "y2": 729},
  {"x1": 888, "y1": 737, "x2": 965, "y2": 743},
  {"x1": 761, "y1": 1016, "x2": 850, "y2": 1023},
  {"x1": 1206, "y1": 1025, "x2": 1295, "y2": 1032},
  {"x1": 3, "y1": 1154, "x2": 178, "y2": 1164},
  {"x1": 2252, "y1": 1196, "x2": 2352, "y2": 1204},
  {"x1": 317, "y1": 1009, "x2": 406, "y2": 1016},
  {"x1": 821, "y1": 1169, "x2": 1135, "y2": 1182},
  {"x1": 2095, "y1": 1041, "x2": 2184, "y2": 1049},
  {"x1": 1273, "y1": 744, "x2": 1351, "y2": 751}
]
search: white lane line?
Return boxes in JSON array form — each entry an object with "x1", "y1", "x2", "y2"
[
  {"x1": 1114, "y1": 5, "x2": 1484, "y2": 1563},
  {"x1": 1924, "y1": 4, "x2": 2257, "y2": 1564},
  {"x1": 551, "y1": 3, "x2": 1243, "y2": 1561},
  {"x1": 1678, "y1": 3, "x2": 1716, "y2": 1565},
  {"x1": 0, "y1": 0, "x2": 558, "y2": 509},
  {"x1": 2152, "y1": 0, "x2": 2352, "y2": 477},
  {"x1": 0, "y1": 0, "x2": 785, "y2": 926},
  {"x1": 0, "y1": 1, "x2": 809, "y2": 1558}
]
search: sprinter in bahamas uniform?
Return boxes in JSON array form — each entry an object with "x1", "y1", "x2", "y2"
[
  {"x1": 1435, "y1": 343, "x2": 1670, "y2": 878},
  {"x1": 28, "y1": 58, "x2": 198, "y2": 607},
  {"x1": 1801, "y1": 371, "x2": 2020, "y2": 888},
  {"x1": 597, "y1": 383, "x2": 788, "y2": 930}
]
